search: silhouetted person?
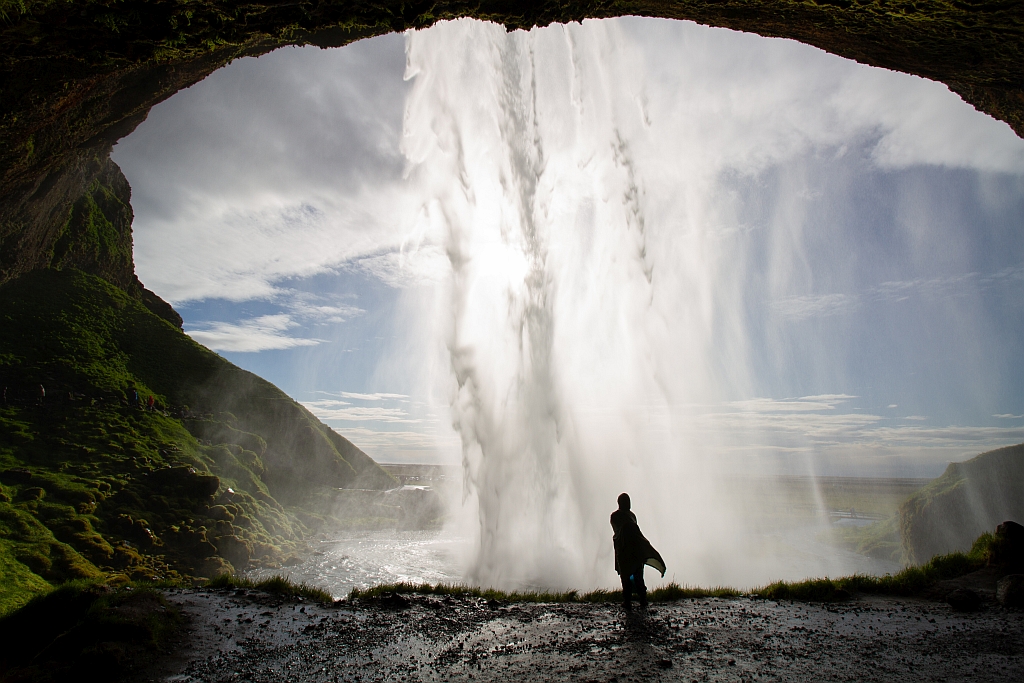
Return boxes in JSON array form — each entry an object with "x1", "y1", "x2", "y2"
[
  {"x1": 147, "y1": 395, "x2": 155, "y2": 411},
  {"x1": 611, "y1": 492, "x2": 666, "y2": 609},
  {"x1": 38, "y1": 384, "x2": 45, "y2": 405}
]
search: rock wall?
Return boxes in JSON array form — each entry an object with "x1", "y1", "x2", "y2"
[{"x1": 900, "y1": 444, "x2": 1024, "y2": 564}]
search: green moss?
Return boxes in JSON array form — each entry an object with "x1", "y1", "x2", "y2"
[{"x1": 0, "y1": 539, "x2": 51, "y2": 615}]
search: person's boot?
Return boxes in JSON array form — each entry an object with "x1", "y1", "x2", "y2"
[{"x1": 639, "y1": 590, "x2": 648, "y2": 607}]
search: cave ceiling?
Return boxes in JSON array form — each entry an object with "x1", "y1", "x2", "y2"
[{"x1": 1, "y1": 1, "x2": 1021, "y2": 286}]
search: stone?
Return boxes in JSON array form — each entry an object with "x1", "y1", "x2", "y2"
[
  {"x1": 19, "y1": 486, "x2": 46, "y2": 501},
  {"x1": 1, "y1": 468, "x2": 33, "y2": 483},
  {"x1": 378, "y1": 592, "x2": 410, "y2": 610},
  {"x1": 992, "y1": 521, "x2": 1024, "y2": 568},
  {"x1": 213, "y1": 534, "x2": 252, "y2": 569},
  {"x1": 996, "y1": 574, "x2": 1024, "y2": 608},
  {"x1": 946, "y1": 588, "x2": 982, "y2": 612}
]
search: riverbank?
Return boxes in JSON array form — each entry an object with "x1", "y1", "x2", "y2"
[{"x1": 147, "y1": 586, "x2": 1023, "y2": 682}]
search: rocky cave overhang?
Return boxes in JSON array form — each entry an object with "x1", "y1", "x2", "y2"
[{"x1": 1, "y1": 0, "x2": 1021, "y2": 290}]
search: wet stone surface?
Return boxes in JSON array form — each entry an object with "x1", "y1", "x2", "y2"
[{"x1": 149, "y1": 590, "x2": 1024, "y2": 682}]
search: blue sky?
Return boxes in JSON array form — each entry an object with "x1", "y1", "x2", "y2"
[{"x1": 113, "y1": 18, "x2": 1024, "y2": 474}]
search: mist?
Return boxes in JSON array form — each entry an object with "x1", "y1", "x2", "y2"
[{"x1": 114, "y1": 18, "x2": 1024, "y2": 593}]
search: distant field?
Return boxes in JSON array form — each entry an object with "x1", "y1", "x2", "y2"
[
  {"x1": 774, "y1": 476, "x2": 929, "y2": 517},
  {"x1": 380, "y1": 466, "x2": 930, "y2": 520}
]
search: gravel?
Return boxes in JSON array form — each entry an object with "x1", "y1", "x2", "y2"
[{"x1": 144, "y1": 589, "x2": 1024, "y2": 682}]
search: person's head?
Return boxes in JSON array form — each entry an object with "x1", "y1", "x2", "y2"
[{"x1": 617, "y1": 492, "x2": 630, "y2": 510}]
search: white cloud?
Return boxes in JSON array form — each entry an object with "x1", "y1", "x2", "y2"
[
  {"x1": 114, "y1": 36, "x2": 420, "y2": 304},
  {"x1": 832, "y1": 68, "x2": 1024, "y2": 173},
  {"x1": 870, "y1": 272, "x2": 980, "y2": 303},
  {"x1": 282, "y1": 292, "x2": 365, "y2": 323},
  {"x1": 302, "y1": 399, "x2": 423, "y2": 423},
  {"x1": 772, "y1": 293, "x2": 856, "y2": 320},
  {"x1": 682, "y1": 399, "x2": 1024, "y2": 462},
  {"x1": 768, "y1": 261, "x2": 1024, "y2": 322},
  {"x1": 729, "y1": 395, "x2": 854, "y2": 413},
  {"x1": 994, "y1": 414, "x2": 1024, "y2": 419},
  {"x1": 186, "y1": 315, "x2": 323, "y2": 352},
  {"x1": 184, "y1": 290, "x2": 364, "y2": 353},
  {"x1": 348, "y1": 244, "x2": 450, "y2": 288},
  {"x1": 336, "y1": 391, "x2": 409, "y2": 401}
]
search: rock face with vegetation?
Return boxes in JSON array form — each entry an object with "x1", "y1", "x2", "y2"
[
  {"x1": 0, "y1": 265, "x2": 395, "y2": 613},
  {"x1": 899, "y1": 444, "x2": 1024, "y2": 565},
  {"x1": 0, "y1": 79, "x2": 396, "y2": 612}
]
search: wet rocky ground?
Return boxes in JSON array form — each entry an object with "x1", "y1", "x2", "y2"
[{"x1": 146, "y1": 589, "x2": 1024, "y2": 682}]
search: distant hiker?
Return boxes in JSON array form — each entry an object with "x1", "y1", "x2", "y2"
[
  {"x1": 130, "y1": 387, "x2": 139, "y2": 408},
  {"x1": 147, "y1": 395, "x2": 155, "y2": 411},
  {"x1": 611, "y1": 492, "x2": 666, "y2": 609},
  {"x1": 38, "y1": 384, "x2": 45, "y2": 405}
]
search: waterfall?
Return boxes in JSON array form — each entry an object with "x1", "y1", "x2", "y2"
[{"x1": 399, "y1": 18, "x2": 1024, "y2": 589}]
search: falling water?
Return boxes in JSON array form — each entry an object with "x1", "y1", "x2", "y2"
[{"x1": 400, "y1": 18, "x2": 917, "y2": 590}]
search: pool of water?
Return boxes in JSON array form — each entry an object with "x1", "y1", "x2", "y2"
[{"x1": 248, "y1": 529, "x2": 467, "y2": 598}]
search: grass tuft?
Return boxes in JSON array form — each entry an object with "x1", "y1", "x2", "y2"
[
  {"x1": 754, "y1": 538, "x2": 995, "y2": 601},
  {"x1": 206, "y1": 573, "x2": 334, "y2": 604}
]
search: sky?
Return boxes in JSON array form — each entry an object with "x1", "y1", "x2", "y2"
[{"x1": 112, "y1": 17, "x2": 1024, "y2": 478}]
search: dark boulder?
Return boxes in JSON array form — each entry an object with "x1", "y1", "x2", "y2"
[
  {"x1": 990, "y1": 521, "x2": 1024, "y2": 569},
  {"x1": 148, "y1": 467, "x2": 220, "y2": 499},
  {"x1": 945, "y1": 588, "x2": 982, "y2": 612},
  {"x1": 1, "y1": 468, "x2": 33, "y2": 483},
  {"x1": 375, "y1": 592, "x2": 410, "y2": 610},
  {"x1": 997, "y1": 575, "x2": 1024, "y2": 609}
]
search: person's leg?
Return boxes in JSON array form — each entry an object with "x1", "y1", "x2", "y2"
[
  {"x1": 635, "y1": 567, "x2": 648, "y2": 606},
  {"x1": 620, "y1": 572, "x2": 633, "y2": 607}
]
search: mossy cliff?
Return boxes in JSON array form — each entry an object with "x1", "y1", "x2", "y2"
[
  {"x1": 0, "y1": 267, "x2": 395, "y2": 614},
  {"x1": 1, "y1": 2, "x2": 1022, "y2": 288},
  {"x1": 899, "y1": 443, "x2": 1024, "y2": 564}
]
